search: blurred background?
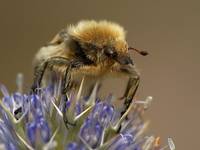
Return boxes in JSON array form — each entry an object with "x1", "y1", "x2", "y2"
[{"x1": 0, "y1": 0, "x2": 199, "y2": 149}]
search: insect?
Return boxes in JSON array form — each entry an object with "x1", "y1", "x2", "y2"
[{"x1": 31, "y1": 20, "x2": 148, "y2": 125}]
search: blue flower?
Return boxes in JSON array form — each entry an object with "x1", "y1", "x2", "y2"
[
  {"x1": 0, "y1": 112, "x2": 19, "y2": 150},
  {"x1": 80, "y1": 118, "x2": 103, "y2": 148},
  {"x1": 26, "y1": 117, "x2": 51, "y2": 147},
  {"x1": 0, "y1": 81, "x2": 175, "y2": 150}
]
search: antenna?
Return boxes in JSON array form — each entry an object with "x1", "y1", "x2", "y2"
[{"x1": 128, "y1": 47, "x2": 149, "y2": 56}]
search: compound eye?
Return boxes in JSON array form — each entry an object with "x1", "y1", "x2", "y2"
[{"x1": 104, "y1": 48, "x2": 118, "y2": 58}]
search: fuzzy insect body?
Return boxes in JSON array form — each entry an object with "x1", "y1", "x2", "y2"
[{"x1": 32, "y1": 20, "x2": 148, "y2": 122}]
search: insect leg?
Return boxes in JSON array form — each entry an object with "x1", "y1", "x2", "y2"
[
  {"x1": 119, "y1": 64, "x2": 140, "y2": 117},
  {"x1": 60, "y1": 64, "x2": 76, "y2": 128},
  {"x1": 31, "y1": 57, "x2": 78, "y2": 128},
  {"x1": 61, "y1": 60, "x2": 87, "y2": 128},
  {"x1": 31, "y1": 61, "x2": 48, "y2": 93},
  {"x1": 116, "y1": 73, "x2": 140, "y2": 133},
  {"x1": 31, "y1": 57, "x2": 70, "y2": 93},
  {"x1": 121, "y1": 76, "x2": 140, "y2": 116}
]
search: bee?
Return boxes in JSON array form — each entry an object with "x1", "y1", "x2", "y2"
[{"x1": 31, "y1": 20, "x2": 148, "y2": 120}]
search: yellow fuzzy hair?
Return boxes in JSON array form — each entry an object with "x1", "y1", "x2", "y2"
[{"x1": 67, "y1": 20, "x2": 126, "y2": 47}]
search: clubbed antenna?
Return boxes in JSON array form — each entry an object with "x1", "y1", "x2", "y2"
[{"x1": 128, "y1": 47, "x2": 149, "y2": 56}]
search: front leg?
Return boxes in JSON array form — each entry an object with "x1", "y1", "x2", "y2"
[
  {"x1": 121, "y1": 75, "x2": 140, "y2": 116},
  {"x1": 115, "y1": 61, "x2": 140, "y2": 117}
]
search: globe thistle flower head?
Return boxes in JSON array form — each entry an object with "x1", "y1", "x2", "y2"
[{"x1": 0, "y1": 75, "x2": 175, "y2": 150}]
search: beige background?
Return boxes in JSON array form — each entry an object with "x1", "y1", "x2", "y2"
[{"x1": 0, "y1": 0, "x2": 199, "y2": 149}]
